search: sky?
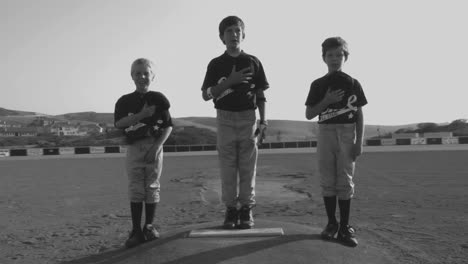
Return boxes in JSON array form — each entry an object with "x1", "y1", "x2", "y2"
[{"x1": 1, "y1": 0, "x2": 467, "y2": 125}]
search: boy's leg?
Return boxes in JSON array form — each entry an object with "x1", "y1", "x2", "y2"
[
  {"x1": 130, "y1": 202, "x2": 143, "y2": 231},
  {"x1": 143, "y1": 144, "x2": 163, "y2": 241},
  {"x1": 144, "y1": 145, "x2": 163, "y2": 205},
  {"x1": 321, "y1": 196, "x2": 339, "y2": 240},
  {"x1": 317, "y1": 124, "x2": 338, "y2": 198},
  {"x1": 216, "y1": 110, "x2": 239, "y2": 207},
  {"x1": 337, "y1": 199, "x2": 357, "y2": 247},
  {"x1": 335, "y1": 124, "x2": 356, "y2": 205},
  {"x1": 323, "y1": 196, "x2": 338, "y2": 224},
  {"x1": 126, "y1": 202, "x2": 145, "y2": 248},
  {"x1": 144, "y1": 203, "x2": 157, "y2": 226},
  {"x1": 217, "y1": 110, "x2": 239, "y2": 229},
  {"x1": 317, "y1": 124, "x2": 339, "y2": 239},
  {"x1": 237, "y1": 110, "x2": 257, "y2": 207},
  {"x1": 338, "y1": 199, "x2": 351, "y2": 227},
  {"x1": 237, "y1": 110, "x2": 257, "y2": 229},
  {"x1": 125, "y1": 142, "x2": 146, "y2": 247},
  {"x1": 336, "y1": 124, "x2": 358, "y2": 246},
  {"x1": 142, "y1": 203, "x2": 159, "y2": 241}
]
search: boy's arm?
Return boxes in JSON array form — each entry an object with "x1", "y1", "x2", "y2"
[
  {"x1": 143, "y1": 126, "x2": 173, "y2": 163},
  {"x1": 306, "y1": 100, "x2": 329, "y2": 120},
  {"x1": 152, "y1": 107, "x2": 173, "y2": 148},
  {"x1": 256, "y1": 99, "x2": 267, "y2": 145},
  {"x1": 355, "y1": 107, "x2": 364, "y2": 145},
  {"x1": 255, "y1": 88, "x2": 267, "y2": 122},
  {"x1": 305, "y1": 88, "x2": 344, "y2": 120},
  {"x1": 202, "y1": 65, "x2": 253, "y2": 101},
  {"x1": 202, "y1": 79, "x2": 231, "y2": 101},
  {"x1": 115, "y1": 103, "x2": 155, "y2": 128},
  {"x1": 257, "y1": 100, "x2": 266, "y2": 123},
  {"x1": 155, "y1": 126, "x2": 173, "y2": 147},
  {"x1": 352, "y1": 107, "x2": 365, "y2": 160}
]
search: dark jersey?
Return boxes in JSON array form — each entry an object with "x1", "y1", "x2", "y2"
[
  {"x1": 201, "y1": 51, "x2": 269, "y2": 111},
  {"x1": 305, "y1": 71, "x2": 367, "y2": 124},
  {"x1": 114, "y1": 91, "x2": 173, "y2": 142}
]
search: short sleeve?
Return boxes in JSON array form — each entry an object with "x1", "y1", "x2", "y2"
[
  {"x1": 354, "y1": 80, "x2": 368, "y2": 107},
  {"x1": 159, "y1": 109, "x2": 173, "y2": 128},
  {"x1": 201, "y1": 60, "x2": 217, "y2": 91},
  {"x1": 254, "y1": 59, "x2": 269, "y2": 91},
  {"x1": 155, "y1": 93, "x2": 173, "y2": 128},
  {"x1": 155, "y1": 92, "x2": 171, "y2": 110},
  {"x1": 305, "y1": 81, "x2": 322, "y2": 107},
  {"x1": 255, "y1": 89, "x2": 266, "y2": 102},
  {"x1": 114, "y1": 97, "x2": 126, "y2": 126}
]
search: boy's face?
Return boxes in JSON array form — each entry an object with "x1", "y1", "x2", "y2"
[
  {"x1": 221, "y1": 23, "x2": 244, "y2": 50},
  {"x1": 323, "y1": 46, "x2": 346, "y2": 72},
  {"x1": 131, "y1": 64, "x2": 155, "y2": 92}
]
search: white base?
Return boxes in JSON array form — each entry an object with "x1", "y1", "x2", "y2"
[{"x1": 188, "y1": 227, "x2": 284, "y2": 238}]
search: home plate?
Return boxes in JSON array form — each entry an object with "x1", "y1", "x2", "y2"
[{"x1": 188, "y1": 227, "x2": 284, "y2": 238}]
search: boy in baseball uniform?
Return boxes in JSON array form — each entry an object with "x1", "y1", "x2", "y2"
[{"x1": 305, "y1": 37, "x2": 367, "y2": 247}]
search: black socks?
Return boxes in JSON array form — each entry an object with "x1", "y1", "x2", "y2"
[
  {"x1": 145, "y1": 203, "x2": 157, "y2": 226},
  {"x1": 338, "y1": 199, "x2": 351, "y2": 227},
  {"x1": 130, "y1": 202, "x2": 158, "y2": 231},
  {"x1": 130, "y1": 202, "x2": 143, "y2": 231},
  {"x1": 323, "y1": 196, "x2": 351, "y2": 226},
  {"x1": 323, "y1": 196, "x2": 338, "y2": 224}
]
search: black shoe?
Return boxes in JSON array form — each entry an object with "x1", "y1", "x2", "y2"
[
  {"x1": 337, "y1": 225, "x2": 358, "y2": 247},
  {"x1": 125, "y1": 229, "x2": 145, "y2": 248},
  {"x1": 143, "y1": 224, "x2": 160, "y2": 241},
  {"x1": 223, "y1": 207, "x2": 238, "y2": 229},
  {"x1": 238, "y1": 205, "x2": 254, "y2": 229},
  {"x1": 320, "y1": 222, "x2": 339, "y2": 240}
]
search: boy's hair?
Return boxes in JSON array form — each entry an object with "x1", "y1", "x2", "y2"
[
  {"x1": 322, "y1": 37, "x2": 349, "y2": 61},
  {"x1": 219, "y1": 16, "x2": 245, "y2": 39},
  {"x1": 130, "y1": 58, "x2": 155, "y2": 76}
]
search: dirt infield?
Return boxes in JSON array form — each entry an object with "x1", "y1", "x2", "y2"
[{"x1": 1, "y1": 148, "x2": 467, "y2": 264}]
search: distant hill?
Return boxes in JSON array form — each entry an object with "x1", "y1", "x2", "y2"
[
  {"x1": 0, "y1": 110, "x2": 114, "y2": 126},
  {"x1": 173, "y1": 117, "x2": 217, "y2": 132},
  {"x1": 0, "y1": 107, "x2": 38, "y2": 116},
  {"x1": 392, "y1": 120, "x2": 468, "y2": 137},
  {"x1": 172, "y1": 117, "x2": 420, "y2": 141},
  {"x1": 3, "y1": 107, "x2": 464, "y2": 143},
  {"x1": 54, "y1": 112, "x2": 114, "y2": 125}
]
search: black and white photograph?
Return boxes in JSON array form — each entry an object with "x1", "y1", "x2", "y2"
[{"x1": 1, "y1": 0, "x2": 467, "y2": 263}]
